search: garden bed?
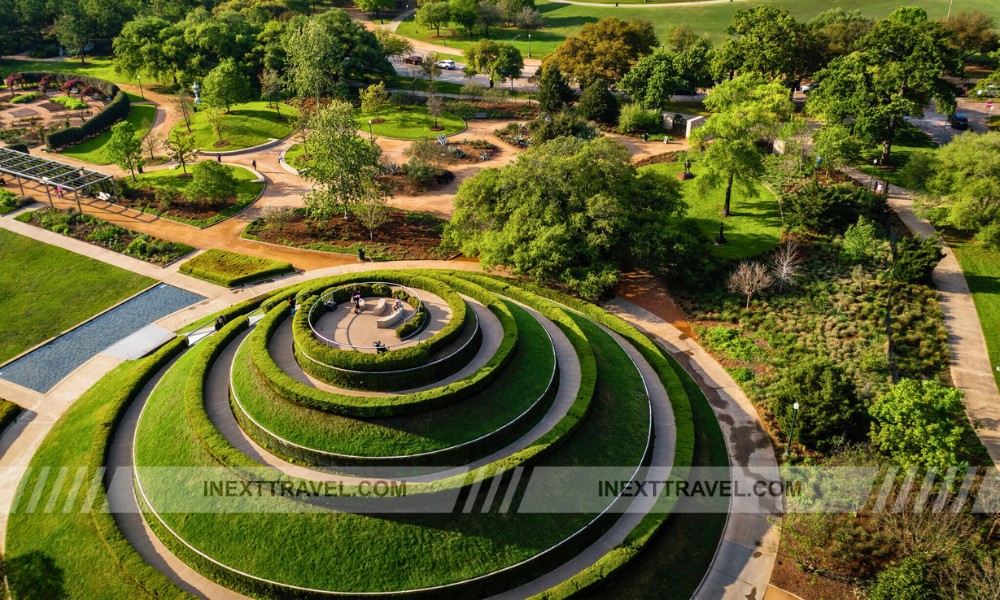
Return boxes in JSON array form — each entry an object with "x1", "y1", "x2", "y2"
[
  {"x1": 178, "y1": 249, "x2": 294, "y2": 287},
  {"x1": 244, "y1": 207, "x2": 451, "y2": 260},
  {"x1": 119, "y1": 164, "x2": 264, "y2": 228},
  {"x1": 15, "y1": 208, "x2": 195, "y2": 266},
  {"x1": 0, "y1": 189, "x2": 32, "y2": 215}
]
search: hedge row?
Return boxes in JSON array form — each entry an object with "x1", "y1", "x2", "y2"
[
  {"x1": 253, "y1": 290, "x2": 518, "y2": 417},
  {"x1": 179, "y1": 250, "x2": 294, "y2": 288},
  {"x1": 292, "y1": 275, "x2": 469, "y2": 375},
  {"x1": 15, "y1": 72, "x2": 131, "y2": 151},
  {"x1": 87, "y1": 337, "x2": 190, "y2": 600}
]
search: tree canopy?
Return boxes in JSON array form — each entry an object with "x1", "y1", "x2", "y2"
[
  {"x1": 535, "y1": 64, "x2": 573, "y2": 113},
  {"x1": 808, "y1": 8, "x2": 962, "y2": 164},
  {"x1": 202, "y1": 58, "x2": 252, "y2": 113},
  {"x1": 545, "y1": 17, "x2": 657, "y2": 87},
  {"x1": 445, "y1": 136, "x2": 708, "y2": 298},
  {"x1": 463, "y1": 40, "x2": 524, "y2": 88},
  {"x1": 869, "y1": 378, "x2": 970, "y2": 469},
  {"x1": 106, "y1": 121, "x2": 144, "y2": 181},
  {"x1": 713, "y1": 6, "x2": 819, "y2": 92}
]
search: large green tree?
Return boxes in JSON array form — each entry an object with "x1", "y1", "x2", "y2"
[
  {"x1": 807, "y1": 8, "x2": 874, "y2": 65},
  {"x1": 186, "y1": 161, "x2": 238, "y2": 205},
  {"x1": 113, "y1": 16, "x2": 175, "y2": 81},
  {"x1": 869, "y1": 379, "x2": 970, "y2": 469},
  {"x1": 357, "y1": 0, "x2": 394, "y2": 23},
  {"x1": 445, "y1": 136, "x2": 706, "y2": 298},
  {"x1": 106, "y1": 121, "x2": 144, "y2": 181},
  {"x1": 713, "y1": 6, "x2": 819, "y2": 93},
  {"x1": 416, "y1": 1, "x2": 450, "y2": 37},
  {"x1": 690, "y1": 75, "x2": 794, "y2": 217},
  {"x1": 463, "y1": 40, "x2": 523, "y2": 88},
  {"x1": 545, "y1": 17, "x2": 657, "y2": 87},
  {"x1": 535, "y1": 63, "x2": 573, "y2": 113},
  {"x1": 619, "y1": 50, "x2": 682, "y2": 110},
  {"x1": 303, "y1": 101, "x2": 384, "y2": 221},
  {"x1": 202, "y1": 58, "x2": 252, "y2": 113},
  {"x1": 808, "y1": 8, "x2": 962, "y2": 164},
  {"x1": 942, "y1": 10, "x2": 999, "y2": 60}
]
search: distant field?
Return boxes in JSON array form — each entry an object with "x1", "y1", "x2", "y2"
[{"x1": 397, "y1": 0, "x2": 1000, "y2": 58}]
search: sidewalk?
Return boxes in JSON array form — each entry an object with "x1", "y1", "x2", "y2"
[{"x1": 844, "y1": 167, "x2": 1000, "y2": 469}]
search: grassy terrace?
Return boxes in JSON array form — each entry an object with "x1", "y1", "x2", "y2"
[
  {"x1": 949, "y1": 236, "x2": 1000, "y2": 390},
  {"x1": 641, "y1": 161, "x2": 783, "y2": 259},
  {"x1": 133, "y1": 301, "x2": 647, "y2": 592},
  {"x1": 233, "y1": 301, "x2": 554, "y2": 456},
  {"x1": 0, "y1": 229, "x2": 153, "y2": 364},
  {"x1": 179, "y1": 249, "x2": 293, "y2": 288},
  {"x1": 131, "y1": 163, "x2": 264, "y2": 227},
  {"x1": 60, "y1": 103, "x2": 156, "y2": 165},
  {"x1": 356, "y1": 105, "x2": 465, "y2": 140},
  {"x1": 176, "y1": 101, "x2": 298, "y2": 151}
]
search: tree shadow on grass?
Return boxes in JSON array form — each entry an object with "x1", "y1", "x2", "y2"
[{"x1": 5, "y1": 551, "x2": 68, "y2": 600}]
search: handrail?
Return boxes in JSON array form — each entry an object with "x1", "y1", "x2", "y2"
[{"x1": 307, "y1": 282, "x2": 424, "y2": 350}]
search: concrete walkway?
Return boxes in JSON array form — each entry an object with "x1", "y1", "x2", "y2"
[
  {"x1": 844, "y1": 168, "x2": 1000, "y2": 469},
  {"x1": 603, "y1": 299, "x2": 780, "y2": 600}
]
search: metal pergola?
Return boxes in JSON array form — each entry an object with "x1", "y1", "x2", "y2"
[{"x1": 0, "y1": 147, "x2": 113, "y2": 206}]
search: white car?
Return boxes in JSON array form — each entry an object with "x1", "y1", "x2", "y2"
[{"x1": 436, "y1": 59, "x2": 457, "y2": 70}]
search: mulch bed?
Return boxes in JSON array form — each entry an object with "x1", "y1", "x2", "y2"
[
  {"x1": 770, "y1": 550, "x2": 857, "y2": 600},
  {"x1": 246, "y1": 208, "x2": 450, "y2": 260},
  {"x1": 118, "y1": 187, "x2": 239, "y2": 223}
]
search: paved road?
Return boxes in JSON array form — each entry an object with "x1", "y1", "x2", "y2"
[{"x1": 908, "y1": 98, "x2": 994, "y2": 145}]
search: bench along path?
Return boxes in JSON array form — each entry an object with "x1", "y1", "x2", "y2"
[{"x1": 272, "y1": 297, "x2": 501, "y2": 397}]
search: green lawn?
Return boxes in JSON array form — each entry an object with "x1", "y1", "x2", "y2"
[
  {"x1": 357, "y1": 105, "x2": 465, "y2": 140},
  {"x1": 133, "y1": 163, "x2": 264, "y2": 227},
  {"x1": 0, "y1": 229, "x2": 153, "y2": 364},
  {"x1": 0, "y1": 398, "x2": 21, "y2": 434},
  {"x1": 856, "y1": 122, "x2": 939, "y2": 187},
  {"x1": 948, "y1": 236, "x2": 1000, "y2": 391},
  {"x1": 641, "y1": 161, "x2": 783, "y2": 259},
  {"x1": 0, "y1": 57, "x2": 142, "y2": 87},
  {"x1": 176, "y1": 101, "x2": 299, "y2": 151},
  {"x1": 284, "y1": 143, "x2": 309, "y2": 171},
  {"x1": 179, "y1": 249, "x2": 293, "y2": 287},
  {"x1": 395, "y1": 0, "x2": 1000, "y2": 58},
  {"x1": 59, "y1": 104, "x2": 157, "y2": 165}
]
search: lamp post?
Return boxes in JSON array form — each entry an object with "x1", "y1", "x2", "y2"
[
  {"x1": 136, "y1": 75, "x2": 144, "y2": 100},
  {"x1": 868, "y1": 158, "x2": 877, "y2": 190},
  {"x1": 784, "y1": 402, "x2": 800, "y2": 458},
  {"x1": 368, "y1": 119, "x2": 374, "y2": 140},
  {"x1": 41, "y1": 176, "x2": 53, "y2": 209},
  {"x1": 528, "y1": 33, "x2": 531, "y2": 58}
]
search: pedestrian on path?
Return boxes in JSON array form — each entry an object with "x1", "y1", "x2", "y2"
[
  {"x1": 252, "y1": 159, "x2": 257, "y2": 170},
  {"x1": 217, "y1": 153, "x2": 221, "y2": 163}
]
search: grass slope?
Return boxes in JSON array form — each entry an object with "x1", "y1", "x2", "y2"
[
  {"x1": 176, "y1": 101, "x2": 298, "y2": 151},
  {"x1": 0, "y1": 229, "x2": 153, "y2": 364},
  {"x1": 59, "y1": 104, "x2": 156, "y2": 165},
  {"x1": 233, "y1": 301, "x2": 555, "y2": 456},
  {"x1": 179, "y1": 249, "x2": 293, "y2": 287},
  {"x1": 0, "y1": 57, "x2": 133, "y2": 86},
  {"x1": 0, "y1": 398, "x2": 22, "y2": 434},
  {"x1": 949, "y1": 236, "x2": 1000, "y2": 391},
  {"x1": 357, "y1": 105, "x2": 465, "y2": 140},
  {"x1": 641, "y1": 161, "x2": 783, "y2": 259}
]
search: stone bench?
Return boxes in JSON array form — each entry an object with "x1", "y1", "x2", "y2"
[
  {"x1": 377, "y1": 307, "x2": 405, "y2": 329},
  {"x1": 372, "y1": 298, "x2": 387, "y2": 316}
]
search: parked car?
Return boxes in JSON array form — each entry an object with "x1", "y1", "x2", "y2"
[
  {"x1": 948, "y1": 113, "x2": 969, "y2": 130},
  {"x1": 436, "y1": 59, "x2": 457, "y2": 70},
  {"x1": 402, "y1": 55, "x2": 422, "y2": 65},
  {"x1": 800, "y1": 82, "x2": 819, "y2": 94}
]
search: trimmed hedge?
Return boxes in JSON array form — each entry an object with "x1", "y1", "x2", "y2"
[
  {"x1": 292, "y1": 275, "x2": 469, "y2": 375},
  {"x1": 14, "y1": 72, "x2": 131, "y2": 151},
  {"x1": 179, "y1": 249, "x2": 294, "y2": 288}
]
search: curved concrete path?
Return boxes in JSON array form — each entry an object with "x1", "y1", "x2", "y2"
[
  {"x1": 272, "y1": 297, "x2": 503, "y2": 397},
  {"x1": 603, "y1": 298, "x2": 780, "y2": 600}
]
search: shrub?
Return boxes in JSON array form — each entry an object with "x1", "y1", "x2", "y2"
[
  {"x1": 868, "y1": 557, "x2": 935, "y2": 600},
  {"x1": 785, "y1": 182, "x2": 887, "y2": 234},
  {"x1": 869, "y1": 378, "x2": 970, "y2": 469},
  {"x1": 976, "y1": 221, "x2": 1000, "y2": 250},
  {"x1": 0, "y1": 189, "x2": 27, "y2": 214},
  {"x1": 576, "y1": 82, "x2": 619, "y2": 124},
  {"x1": 11, "y1": 93, "x2": 40, "y2": 104},
  {"x1": 530, "y1": 111, "x2": 597, "y2": 144},
  {"x1": 52, "y1": 95, "x2": 88, "y2": 110},
  {"x1": 841, "y1": 216, "x2": 885, "y2": 264},
  {"x1": 179, "y1": 249, "x2": 293, "y2": 287},
  {"x1": 405, "y1": 159, "x2": 439, "y2": 186},
  {"x1": 617, "y1": 104, "x2": 663, "y2": 134},
  {"x1": 893, "y1": 235, "x2": 943, "y2": 285},
  {"x1": 899, "y1": 152, "x2": 937, "y2": 191},
  {"x1": 767, "y1": 356, "x2": 869, "y2": 451},
  {"x1": 186, "y1": 161, "x2": 238, "y2": 205}
]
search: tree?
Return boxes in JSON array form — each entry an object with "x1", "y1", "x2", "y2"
[
  {"x1": 808, "y1": 8, "x2": 962, "y2": 164},
  {"x1": 55, "y1": 6, "x2": 93, "y2": 64},
  {"x1": 351, "y1": 184, "x2": 391, "y2": 241},
  {"x1": 918, "y1": 131, "x2": 1000, "y2": 240},
  {"x1": 106, "y1": 121, "x2": 144, "y2": 181},
  {"x1": 869, "y1": 378, "x2": 969, "y2": 469},
  {"x1": 163, "y1": 129, "x2": 198, "y2": 175},
  {"x1": 942, "y1": 10, "x2": 999, "y2": 60},
  {"x1": 669, "y1": 33, "x2": 715, "y2": 95},
  {"x1": 260, "y1": 67, "x2": 284, "y2": 118},
  {"x1": 727, "y1": 261, "x2": 772, "y2": 308},
  {"x1": 449, "y1": 0, "x2": 478, "y2": 37},
  {"x1": 515, "y1": 7, "x2": 542, "y2": 38},
  {"x1": 303, "y1": 101, "x2": 384, "y2": 221},
  {"x1": 202, "y1": 58, "x2": 252, "y2": 113},
  {"x1": 620, "y1": 50, "x2": 682, "y2": 110},
  {"x1": 142, "y1": 132, "x2": 162, "y2": 162},
  {"x1": 535, "y1": 63, "x2": 573, "y2": 113},
  {"x1": 186, "y1": 161, "x2": 237, "y2": 205},
  {"x1": 477, "y1": 0, "x2": 502, "y2": 38},
  {"x1": 445, "y1": 136, "x2": 693, "y2": 298},
  {"x1": 546, "y1": 17, "x2": 658, "y2": 86},
  {"x1": 360, "y1": 81, "x2": 389, "y2": 121},
  {"x1": 498, "y1": 0, "x2": 523, "y2": 26},
  {"x1": 373, "y1": 28, "x2": 414, "y2": 60},
  {"x1": 464, "y1": 40, "x2": 523, "y2": 88},
  {"x1": 426, "y1": 95, "x2": 445, "y2": 128},
  {"x1": 419, "y1": 53, "x2": 442, "y2": 92},
  {"x1": 113, "y1": 16, "x2": 174, "y2": 80},
  {"x1": 768, "y1": 357, "x2": 868, "y2": 452},
  {"x1": 770, "y1": 240, "x2": 802, "y2": 292},
  {"x1": 576, "y1": 80, "x2": 618, "y2": 124},
  {"x1": 356, "y1": 0, "x2": 393, "y2": 23},
  {"x1": 807, "y1": 8, "x2": 873, "y2": 64},
  {"x1": 893, "y1": 235, "x2": 944, "y2": 285},
  {"x1": 812, "y1": 123, "x2": 862, "y2": 173},
  {"x1": 203, "y1": 107, "x2": 226, "y2": 146},
  {"x1": 175, "y1": 94, "x2": 195, "y2": 133},
  {"x1": 416, "y1": 1, "x2": 450, "y2": 37},
  {"x1": 690, "y1": 75, "x2": 794, "y2": 216}
]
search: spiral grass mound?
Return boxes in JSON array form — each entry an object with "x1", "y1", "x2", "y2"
[{"x1": 131, "y1": 269, "x2": 710, "y2": 598}]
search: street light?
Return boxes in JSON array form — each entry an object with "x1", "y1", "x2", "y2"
[
  {"x1": 368, "y1": 119, "x2": 375, "y2": 140},
  {"x1": 527, "y1": 33, "x2": 531, "y2": 58},
  {"x1": 784, "y1": 402, "x2": 800, "y2": 458},
  {"x1": 136, "y1": 75, "x2": 144, "y2": 100},
  {"x1": 868, "y1": 158, "x2": 877, "y2": 190}
]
